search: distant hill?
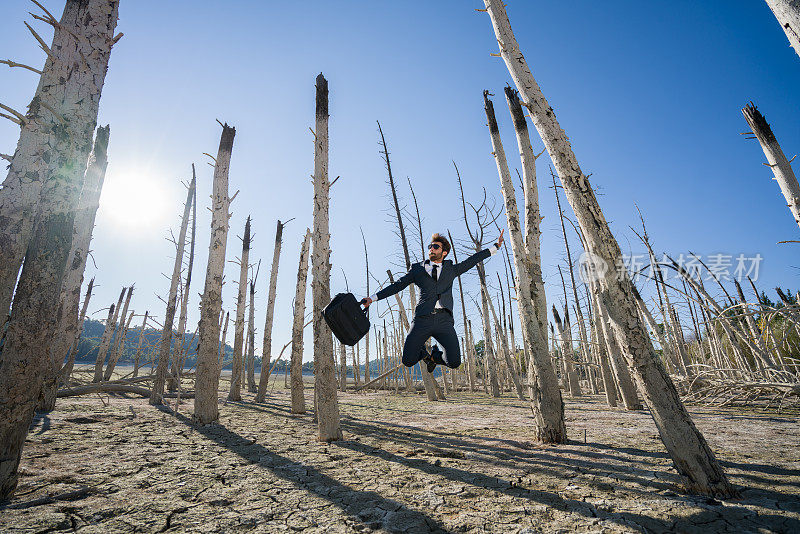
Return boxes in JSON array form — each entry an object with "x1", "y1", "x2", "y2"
[{"x1": 73, "y1": 318, "x2": 452, "y2": 378}]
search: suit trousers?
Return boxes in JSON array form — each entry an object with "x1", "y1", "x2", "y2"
[{"x1": 402, "y1": 311, "x2": 461, "y2": 369}]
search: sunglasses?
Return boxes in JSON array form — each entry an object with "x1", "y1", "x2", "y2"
[{"x1": 427, "y1": 243, "x2": 441, "y2": 250}]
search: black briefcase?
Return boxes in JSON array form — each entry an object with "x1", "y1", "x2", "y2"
[{"x1": 322, "y1": 292, "x2": 370, "y2": 346}]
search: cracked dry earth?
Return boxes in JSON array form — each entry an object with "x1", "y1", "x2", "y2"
[{"x1": 2, "y1": 383, "x2": 799, "y2": 533}]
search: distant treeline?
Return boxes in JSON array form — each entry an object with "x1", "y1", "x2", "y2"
[{"x1": 73, "y1": 318, "x2": 424, "y2": 377}]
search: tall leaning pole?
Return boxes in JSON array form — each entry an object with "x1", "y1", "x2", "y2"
[
  {"x1": 194, "y1": 123, "x2": 236, "y2": 425},
  {"x1": 482, "y1": 1, "x2": 737, "y2": 498},
  {"x1": 311, "y1": 73, "x2": 342, "y2": 442}
]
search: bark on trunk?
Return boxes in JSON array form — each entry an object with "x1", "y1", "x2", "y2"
[
  {"x1": 311, "y1": 74, "x2": 342, "y2": 442},
  {"x1": 484, "y1": 89, "x2": 565, "y2": 441},
  {"x1": 256, "y1": 220, "x2": 285, "y2": 402},
  {"x1": 291, "y1": 230, "x2": 312, "y2": 414},
  {"x1": 93, "y1": 288, "x2": 124, "y2": 382},
  {"x1": 40, "y1": 126, "x2": 110, "y2": 410},
  {"x1": 228, "y1": 217, "x2": 251, "y2": 401},
  {"x1": 103, "y1": 286, "x2": 133, "y2": 380},
  {"x1": 742, "y1": 103, "x2": 800, "y2": 230},
  {"x1": 151, "y1": 174, "x2": 196, "y2": 403},
  {"x1": 0, "y1": 0, "x2": 118, "y2": 320},
  {"x1": 484, "y1": 0, "x2": 737, "y2": 497},
  {"x1": 764, "y1": 0, "x2": 800, "y2": 58},
  {"x1": 194, "y1": 124, "x2": 236, "y2": 425}
]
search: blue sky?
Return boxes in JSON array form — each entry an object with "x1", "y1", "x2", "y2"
[{"x1": 1, "y1": 1, "x2": 798, "y2": 360}]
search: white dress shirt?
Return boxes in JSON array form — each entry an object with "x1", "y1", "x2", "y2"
[{"x1": 368, "y1": 243, "x2": 500, "y2": 304}]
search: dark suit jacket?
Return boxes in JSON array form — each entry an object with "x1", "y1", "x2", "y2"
[{"x1": 376, "y1": 248, "x2": 492, "y2": 317}]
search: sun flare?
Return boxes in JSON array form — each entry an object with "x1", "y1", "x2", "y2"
[{"x1": 98, "y1": 170, "x2": 171, "y2": 233}]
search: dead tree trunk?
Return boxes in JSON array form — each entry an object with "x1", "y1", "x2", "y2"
[
  {"x1": 552, "y1": 171, "x2": 594, "y2": 393},
  {"x1": 377, "y1": 122, "x2": 439, "y2": 400},
  {"x1": 40, "y1": 126, "x2": 110, "y2": 410},
  {"x1": 361, "y1": 228, "x2": 371, "y2": 384},
  {"x1": 742, "y1": 103, "x2": 800, "y2": 230},
  {"x1": 93, "y1": 288, "x2": 124, "y2": 382},
  {"x1": 311, "y1": 74, "x2": 342, "y2": 442},
  {"x1": 256, "y1": 220, "x2": 285, "y2": 402},
  {"x1": 484, "y1": 0, "x2": 737, "y2": 497},
  {"x1": 0, "y1": 0, "x2": 118, "y2": 320},
  {"x1": 552, "y1": 307, "x2": 581, "y2": 397},
  {"x1": 61, "y1": 278, "x2": 94, "y2": 384},
  {"x1": 194, "y1": 123, "x2": 236, "y2": 425},
  {"x1": 169, "y1": 171, "x2": 197, "y2": 390},
  {"x1": 484, "y1": 283, "x2": 525, "y2": 399},
  {"x1": 291, "y1": 230, "x2": 312, "y2": 414},
  {"x1": 151, "y1": 173, "x2": 196, "y2": 403},
  {"x1": 448, "y1": 231, "x2": 478, "y2": 392},
  {"x1": 484, "y1": 89, "x2": 565, "y2": 441},
  {"x1": 133, "y1": 311, "x2": 148, "y2": 378},
  {"x1": 218, "y1": 311, "x2": 229, "y2": 366},
  {"x1": 764, "y1": 0, "x2": 800, "y2": 58},
  {"x1": 228, "y1": 217, "x2": 251, "y2": 401},
  {"x1": 246, "y1": 279, "x2": 257, "y2": 393},
  {"x1": 339, "y1": 342, "x2": 347, "y2": 391},
  {"x1": 103, "y1": 286, "x2": 133, "y2": 380},
  {"x1": 0, "y1": 2, "x2": 119, "y2": 500}
]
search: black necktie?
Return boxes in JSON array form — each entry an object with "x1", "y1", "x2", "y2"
[{"x1": 432, "y1": 264, "x2": 438, "y2": 281}]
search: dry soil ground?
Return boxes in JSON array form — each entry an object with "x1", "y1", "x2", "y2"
[{"x1": 1, "y1": 376, "x2": 799, "y2": 533}]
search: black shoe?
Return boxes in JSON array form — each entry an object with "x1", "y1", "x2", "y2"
[{"x1": 422, "y1": 351, "x2": 437, "y2": 373}]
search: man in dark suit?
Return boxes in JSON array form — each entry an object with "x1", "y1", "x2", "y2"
[{"x1": 362, "y1": 230, "x2": 504, "y2": 372}]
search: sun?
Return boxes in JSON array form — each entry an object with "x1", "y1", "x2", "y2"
[{"x1": 97, "y1": 169, "x2": 172, "y2": 234}]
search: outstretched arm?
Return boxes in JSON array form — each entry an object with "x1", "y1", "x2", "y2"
[
  {"x1": 362, "y1": 268, "x2": 415, "y2": 308},
  {"x1": 454, "y1": 229, "x2": 504, "y2": 276}
]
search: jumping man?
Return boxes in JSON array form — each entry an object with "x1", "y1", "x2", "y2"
[{"x1": 362, "y1": 230, "x2": 504, "y2": 372}]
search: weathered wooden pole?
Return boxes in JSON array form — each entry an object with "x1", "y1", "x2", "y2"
[
  {"x1": 151, "y1": 173, "x2": 196, "y2": 403},
  {"x1": 291, "y1": 230, "x2": 312, "y2": 414},
  {"x1": 484, "y1": 0, "x2": 737, "y2": 497},
  {"x1": 194, "y1": 123, "x2": 236, "y2": 425},
  {"x1": 255, "y1": 220, "x2": 285, "y2": 402},
  {"x1": 311, "y1": 74, "x2": 342, "y2": 441}
]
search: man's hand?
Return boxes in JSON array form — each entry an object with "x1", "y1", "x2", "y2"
[
  {"x1": 360, "y1": 297, "x2": 373, "y2": 308},
  {"x1": 496, "y1": 229, "x2": 505, "y2": 248}
]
